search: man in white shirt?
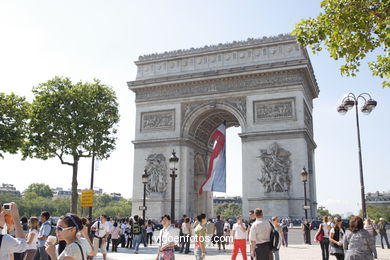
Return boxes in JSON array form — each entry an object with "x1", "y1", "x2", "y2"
[
  {"x1": 0, "y1": 202, "x2": 28, "y2": 260},
  {"x1": 249, "y1": 208, "x2": 272, "y2": 260},
  {"x1": 91, "y1": 215, "x2": 110, "y2": 260}
]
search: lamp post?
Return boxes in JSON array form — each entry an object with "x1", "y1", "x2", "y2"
[
  {"x1": 337, "y1": 93, "x2": 377, "y2": 219},
  {"x1": 88, "y1": 152, "x2": 95, "y2": 219},
  {"x1": 301, "y1": 167, "x2": 309, "y2": 220},
  {"x1": 141, "y1": 169, "x2": 149, "y2": 220},
  {"x1": 169, "y1": 150, "x2": 179, "y2": 222}
]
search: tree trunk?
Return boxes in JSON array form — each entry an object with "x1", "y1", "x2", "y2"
[{"x1": 71, "y1": 156, "x2": 79, "y2": 213}]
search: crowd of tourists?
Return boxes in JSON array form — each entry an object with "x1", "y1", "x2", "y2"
[
  {"x1": 312, "y1": 215, "x2": 390, "y2": 260},
  {"x1": 1, "y1": 202, "x2": 389, "y2": 260}
]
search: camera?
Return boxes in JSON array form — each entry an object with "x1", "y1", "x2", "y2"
[{"x1": 3, "y1": 203, "x2": 11, "y2": 210}]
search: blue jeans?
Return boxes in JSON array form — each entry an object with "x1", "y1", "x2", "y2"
[
  {"x1": 194, "y1": 248, "x2": 203, "y2": 260},
  {"x1": 134, "y1": 234, "x2": 143, "y2": 251},
  {"x1": 273, "y1": 250, "x2": 280, "y2": 260},
  {"x1": 380, "y1": 232, "x2": 390, "y2": 249}
]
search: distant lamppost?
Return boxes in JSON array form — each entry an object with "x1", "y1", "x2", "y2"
[
  {"x1": 337, "y1": 93, "x2": 377, "y2": 219},
  {"x1": 169, "y1": 150, "x2": 179, "y2": 222},
  {"x1": 301, "y1": 168, "x2": 309, "y2": 220},
  {"x1": 141, "y1": 169, "x2": 149, "y2": 220}
]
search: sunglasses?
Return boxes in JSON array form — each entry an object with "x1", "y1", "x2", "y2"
[{"x1": 56, "y1": 226, "x2": 74, "y2": 232}]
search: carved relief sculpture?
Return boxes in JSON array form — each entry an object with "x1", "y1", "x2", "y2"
[
  {"x1": 145, "y1": 154, "x2": 168, "y2": 193},
  {"x1": 141, "y1": 110, "x2": 175, "y2": 131},
  {"x1": 254, "y1": 98, "x2": 294, "y2": 123},
  {"x1": 258, "y1": 143, "x2": 291, "y2": 192}
]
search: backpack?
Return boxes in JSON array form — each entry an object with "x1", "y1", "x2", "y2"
[
  {"x1": 0, "y1": 234, "x2": 3, "y2": 248},
  {"x1": 132, "y1": 222, "x2": 141, "y2": 235},
  {"x1": 269, "y1": 222, "x2": 280, "y2": 252},
  {"x1": 282, "y1": 225, "x2": 288, "y2": 233},
  {"x1": 43, "y1": 221, "x2": 55, "y2": 236}
]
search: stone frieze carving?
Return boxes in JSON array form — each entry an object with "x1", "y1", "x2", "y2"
[
  {"x1": 145, "y1": 153, "x2": 168, "y2": 194},
  {"x1": 254, "y1": 98, "x2": 294, "y2": 123},
  {"x1": 141, "y1": 110, "x2": 175, "y2": 131},
  {"x1": 138, "y1": 34, "x2": 295, "y2": 62},
  {"x1": 258, "y1": 143, "x2": 291, "y2": 193},
  {"x1": 136, "y1": 71, "x2": 303, "y2": 101}
]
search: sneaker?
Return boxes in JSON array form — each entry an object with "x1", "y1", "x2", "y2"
[{"x1": 135, "y1": 251, "x2": 139, "y2": 254}]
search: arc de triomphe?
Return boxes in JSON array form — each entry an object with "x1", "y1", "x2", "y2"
[{"x1": 128, "y1": 34, "x2": 319, "y2": 220}]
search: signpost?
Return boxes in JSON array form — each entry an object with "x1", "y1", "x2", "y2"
[{"x1": 81, "y1": 190, "x2": 94, "y2": 208}]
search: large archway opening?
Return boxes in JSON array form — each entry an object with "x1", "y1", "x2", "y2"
[{"x1": 185, "y1": 105, "x2": 244, "y2": 217}]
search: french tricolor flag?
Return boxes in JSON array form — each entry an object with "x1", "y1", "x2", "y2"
[{"x1": 199, "y1": 122, "x2": 226, "y2": 194}]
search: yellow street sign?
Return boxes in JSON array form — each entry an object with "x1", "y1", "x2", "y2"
[{"x1": 81, "y1": 190, "x2": 94, "y2": 207}]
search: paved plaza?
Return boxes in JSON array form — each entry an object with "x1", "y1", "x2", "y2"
[{"x1": 92, "y1": 230, "x2": 390, "y2": 260}]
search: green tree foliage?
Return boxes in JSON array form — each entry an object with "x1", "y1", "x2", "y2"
[
  {"x1": 0, "y1": 93, "x2": 29, "y2": 158},
  {"x1": 214, "y1": 203, "x2": 242, "y2": 219},
  {"x1": 23, "y1": 77, "x2": 119, "y2": 213},
  {"x1": 93, "y1": 198, "x2": 132, "y2": 218},
  {"x1": 317, "y1": 207, "x2": 331, "y2": 219},
  {"x1": 364, "y1": 204, "x2": 390, "y2": 221},
  {"x1": 293, "y1": 0, "x2": 390, "y2": 87},
  {"x1": 24, "y1": 183, "x2": 53, "y2": 198}
]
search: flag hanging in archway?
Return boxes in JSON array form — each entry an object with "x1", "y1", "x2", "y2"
[{"x1": 199, "y1": 122, "x2": 226, "y2": 194}]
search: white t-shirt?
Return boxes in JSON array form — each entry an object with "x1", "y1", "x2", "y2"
[
  {"x1": 322, "y1": 223, "x2": 329, "y2": 238},
  {"x1": 232, "y1": 223, "x2": 247, "y2": 239},
  {"x1": 159, "y1": 225, "x2": 179, "y2": 247},
  {"x1": 91, "y1": 221, "x2": 110, "y2": 238},
  {"x1": 224, "y1": 222, "x2": 231, "y2": 234},
  {"x1": 26, "y1": 229, "x2": 39, "y2": 250},
  {"x1": 0, "y1": 234, "x2": 27, "y2": 260},
  {"x1": 58, "y1": 238, "x2": 92, "y2": 260}
]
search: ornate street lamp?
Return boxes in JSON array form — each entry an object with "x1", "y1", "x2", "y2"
[
  {"x1": 169, "y1": 150, "x2": 179, "y2": 222},
  {"x1": 141, "y1": 169, "x2": 149, "y2": 220},
  {"x1": 337, "y1": 93, "x2": 377, "y2": 218},
  {"x1": 301, "y1": 167, "x2": 310, "y2": 243}
]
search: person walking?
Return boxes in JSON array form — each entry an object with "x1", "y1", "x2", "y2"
[
  {"x1": 146, "y1": 220, "x2": 154, "y2": 246},
  {"x1": 281, "y1": 219, "x2": 288, "y2": 247},
  {"x1": 91, "y1": 215, "x2": 110, "y2": 260},
  {"x1": 364, "y1": 218, "x2": 378, "y2": 259},
  {"x1": 105, "y1": 217, "x2": 113, "y2": 251},
  {"x1": 271, "y1": 216, "x2": 284, "y2": 260},
  {"x1": 302, "y1": 219, "x2": 311, "y2": 245},
  {"x1": 132, "y1": 215, "x2": 143, "y2": 254},
  {"x1": 231, "y1": 216, "x2": 247, "y2": 260},
  {"x1": 329, "y1": 218, "x2": 345, "y2": 260},
  {"x1": 224, "y1": 219, "x2": 231, "y2": 245},
  {"x1": 248, "y1": 210, "x2": 256, "y2": 260},
  {"x1": 206, "y1": 219, "x2": 215, "y2": 247},
  {"x1": 157, "y1": 215, "x2": 177, "y2": 260},
  {"x1": 110, "y1": 222, "x2": 122, "y2": 252},
  {"x1": 343, "y1": 216, "x2": 375, "y2": 260},
  {"x1": 214, "y1": 215, "x2": 225, "y2": 251},
  {"x1": 315, "y1": 216, "x2": 330, "y2": 260},
  {"x1": 23, "y1": 217, "x2": 39, "y2": 260},
  {"x1": 194, "y1": 214, "x2": 207, "y2": 260},
  {"x1": 249, "y1": 208, "x2": 272, "y2": 260},
  {"x1": 378, "y1": 218, "x2": 390, "y2": 249},
  {"x1": 45, "y1": 214, "x2": 92, "y2": 260},
  {"x1": 180, "y1": 217, "x2": 192, "y2": 254}
]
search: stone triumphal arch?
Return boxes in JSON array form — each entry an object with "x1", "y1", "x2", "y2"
[{"x1": 128, "y1": 34, "x2": 319, "y2": 220}]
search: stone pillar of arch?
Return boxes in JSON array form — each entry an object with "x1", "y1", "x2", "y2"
[{"x1": 128, "y1": 34, "x2": 319, "y2": 220}]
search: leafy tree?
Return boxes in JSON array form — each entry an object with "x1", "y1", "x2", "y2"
[
  {"x1": 364, "y1": 204, "x2": 390, "y2": 221},
  {"x1": 23, "y1": 77, "x2": 119, "y2": 213},
  {"x1": 95, "y1": 193, "x2": 113, "y2": 208},
  {"x1": 24, "y1": 183, "x2": 53, "y2": 198},
  {"x1": 317, "y1": 207, "x2": 331, "y2": 219},
  {"x1": 0, "y1": 93, "x2": 29, "y2": 158},
  {"x1": 214, "y1": 203, "x2": 242, "y2": 219},
  {"x1": 293, "y1": 0, "x2": 390, "y2": 87}
]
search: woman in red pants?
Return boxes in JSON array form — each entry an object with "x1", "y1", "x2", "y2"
[{"x1": 231, "y1": 216, "x2": 248, "y2": 260}]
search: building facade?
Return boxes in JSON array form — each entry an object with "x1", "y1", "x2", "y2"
[{"x1": 128, "y1": 34, "x2": 319, "y2": 220}]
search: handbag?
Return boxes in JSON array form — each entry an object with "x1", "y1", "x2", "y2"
[{"x1": 315, "y1": 225, "x2": 324, "y2": 242}]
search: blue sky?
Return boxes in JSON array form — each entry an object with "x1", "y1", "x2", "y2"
[{"x1": 0, "y1": 0, "x2": 389, "y2": 216}]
